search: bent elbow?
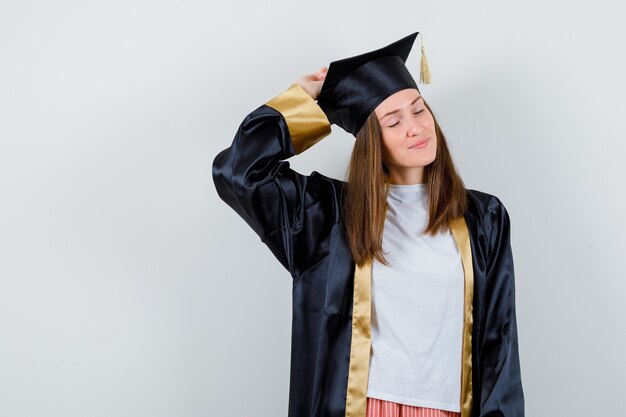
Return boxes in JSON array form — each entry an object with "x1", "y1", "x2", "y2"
[{"x1": 212, "y1": 148, "x2": 238, "y2": 206}]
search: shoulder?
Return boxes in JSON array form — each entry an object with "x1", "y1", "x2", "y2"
[
  {"x1": 466, "y1": 188, "x2": 509, "y2": 219},
  {"x1": 465, "y1": 188, "x2": 512, "y2": 247},
  {"x1": 295, "y1": 171, "x2": 346, "y2": 224},
  {"x1": 306, "y1": 171, "x2": 347, "y2": 194}
]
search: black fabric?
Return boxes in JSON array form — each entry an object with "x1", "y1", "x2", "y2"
[
  {"x1": 212, "y1": 104, "x2": 525, "y2": 417},
  {"x1": 317, "y1": 32, "x2": 420, "y2": 136}
]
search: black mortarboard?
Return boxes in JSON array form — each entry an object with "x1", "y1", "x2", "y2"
[{"x1": 317, "y1": 32, "x2": 430, "y2": 137}]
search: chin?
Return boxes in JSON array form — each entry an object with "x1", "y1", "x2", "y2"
[{"x1": 411, "y1": 154, "x2": 436, "y2": 167}]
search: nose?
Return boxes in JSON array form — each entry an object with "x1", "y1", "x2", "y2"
[{"x1": 407, "y1": 117, "x2": 422, "y2": 137}]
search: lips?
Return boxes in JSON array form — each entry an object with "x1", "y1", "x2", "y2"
[{"x1": 409, "y1": 138, "x2": 429, "y2": 149}]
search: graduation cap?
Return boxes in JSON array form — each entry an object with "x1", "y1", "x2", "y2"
[{"x1": 317, "y1": 32, "x2": 431, "y2": 137}]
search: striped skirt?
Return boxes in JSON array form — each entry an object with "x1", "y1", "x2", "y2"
[{"x1": 366, "y1": 397, "x2": 461, "y2": 417}]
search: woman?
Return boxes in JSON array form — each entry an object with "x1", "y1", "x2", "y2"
[{"x1": 212, "y1": 32, "x2": 524, "y2": 417}]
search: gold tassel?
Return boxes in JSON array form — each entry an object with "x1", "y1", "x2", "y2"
[{"x1": 419, "y1": 34, "x2": 432, "y2": 84}]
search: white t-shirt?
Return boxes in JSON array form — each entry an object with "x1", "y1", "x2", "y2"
[{"x1": 366, "y1": 182, "x2": 464, "y2": 412}]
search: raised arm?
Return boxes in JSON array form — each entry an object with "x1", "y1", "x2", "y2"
[
  {"x1": 212, "y1": 77, "x2": 341, "y2": 278},
  {"x1": 479, "y1": 197, "x2": 525, "y2": 416}
]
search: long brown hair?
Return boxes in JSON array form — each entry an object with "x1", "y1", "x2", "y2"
[{"x1": 340, "y1": 99, "x2": 468, "y2": 268}]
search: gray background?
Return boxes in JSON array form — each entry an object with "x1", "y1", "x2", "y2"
[{"x1": 1, "y1": 0, "x2": 624, "y2": 416}]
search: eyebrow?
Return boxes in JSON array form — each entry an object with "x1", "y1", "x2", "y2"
[{"x1": 379, "y1": 96, "x2": 423, "y2": 120}]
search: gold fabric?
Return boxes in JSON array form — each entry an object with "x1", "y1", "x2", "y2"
[
  {"x1": 345, "y1": 259, "x2": 373, "y2": 417},
  {"x1": 345, "y1": 218, "x2": 474, "y2": 417},
  {"x1": 450, "y1": 216, "x2": 474, "y2": 417},
  {"x1": 265, "y1": 83, "x2": 332, "y2": 154}
]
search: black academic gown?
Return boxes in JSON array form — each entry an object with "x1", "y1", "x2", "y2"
[{"x1": 212, "y1": 83, "x2": 525, "y2": 417}]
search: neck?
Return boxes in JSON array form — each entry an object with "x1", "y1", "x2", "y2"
[{"x1": 387, "y1": 167, "x2": 425, "y2": 184}]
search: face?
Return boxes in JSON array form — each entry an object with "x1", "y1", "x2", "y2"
[{"x1": 374, "y1": 88, "x2": 437, "y2": 184}]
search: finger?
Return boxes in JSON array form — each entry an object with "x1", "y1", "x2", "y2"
[
  {"x1": 315, "y1": 66, "x2": 328, "y2": 78},
  {"x1": 315, "y1": 71, "x2": 326, "y2": 80}
]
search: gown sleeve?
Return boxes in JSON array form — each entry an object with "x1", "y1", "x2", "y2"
[
  {"x1": 480, "y1": 197, "x2": 525, "y2": 416},
  {"x1": 211, "y1": 83, "x2": 335, "y2": 278}
]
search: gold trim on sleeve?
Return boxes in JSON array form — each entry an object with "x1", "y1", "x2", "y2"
[
  {"x1": 265, "y1": 83, "x2": 332, "y2": 155},
  {"x1": 450, "y1": 216, "x2": 474, "y2": 417},
  {"x1": 344, "y1": 259, "x2": 373, "y2": 417}
]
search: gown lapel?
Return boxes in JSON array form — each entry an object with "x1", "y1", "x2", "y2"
[{"x1": 450, "y1": 216, "x2": 474, "y2": 417}]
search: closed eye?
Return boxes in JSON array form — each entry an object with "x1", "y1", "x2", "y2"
[{"x1": 388, "y1": 110, "x2": 424, "y2": 128}]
